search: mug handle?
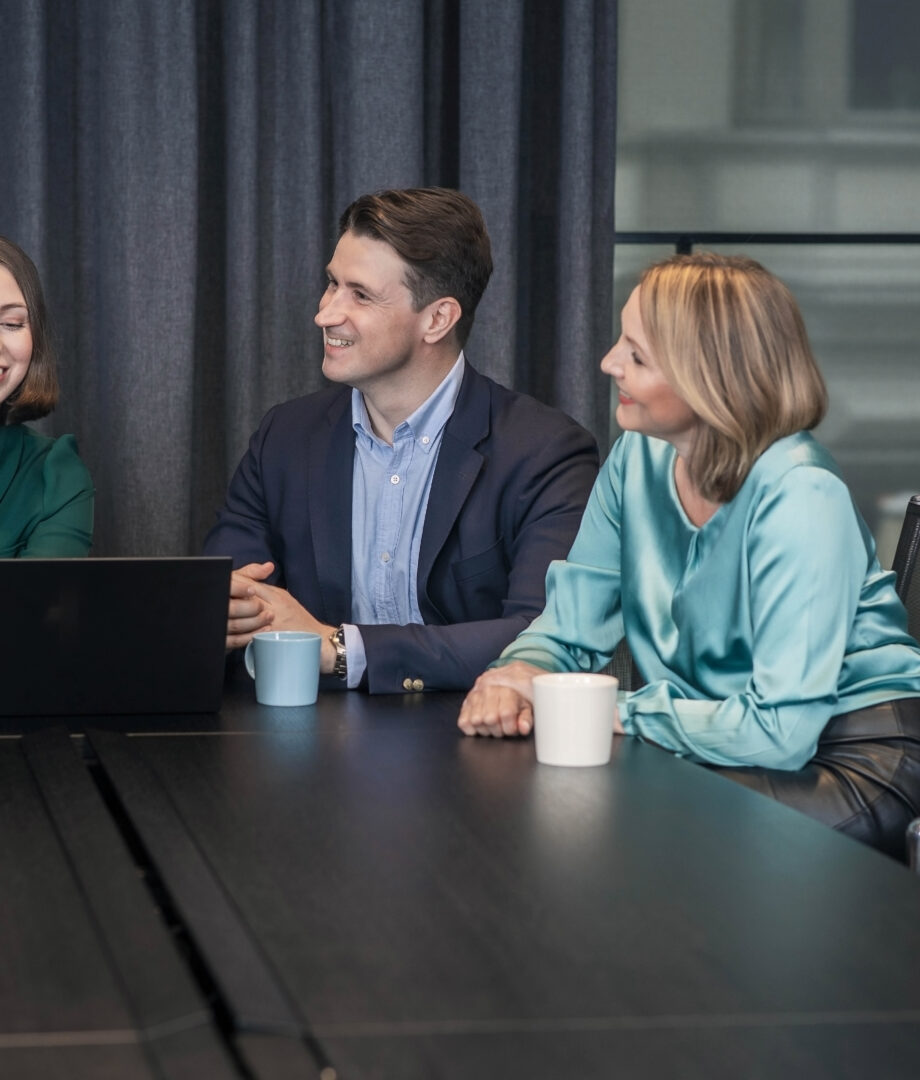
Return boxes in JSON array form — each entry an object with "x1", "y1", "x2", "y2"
[{"x1": 244, "y1": 640, "x2": 256, "y2": 679}]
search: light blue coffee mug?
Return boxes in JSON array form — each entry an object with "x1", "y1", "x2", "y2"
[{"x1": 244, "y1": 631, "x2": 322, "y2": 706}]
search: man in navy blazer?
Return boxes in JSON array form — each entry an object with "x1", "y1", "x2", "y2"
[{"x1": 204, "y1": 187, "x2": 598, "y2": 693}]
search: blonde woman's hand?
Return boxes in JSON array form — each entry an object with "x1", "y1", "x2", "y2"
[{"x1": 457, "y1": 661, "x2": 547, "y2": 738}]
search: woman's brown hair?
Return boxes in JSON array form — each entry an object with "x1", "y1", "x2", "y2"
[
  {"x1": 638, "y1": 253, "x2": 828, "y2": 502},
  {"x1": 0, "y1": 236, "x2": 58, "y2": 424}
]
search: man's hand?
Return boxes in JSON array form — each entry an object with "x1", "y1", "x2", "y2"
[
  {"x1": 457, "y1": 661, "x2": 548, "y2": 738},
  {"x1": 226, "y1": 562, "x2": 277, "y2": 650},
  {"x1": 243, "y1": 573, "x2": 338, "y2": 674}
]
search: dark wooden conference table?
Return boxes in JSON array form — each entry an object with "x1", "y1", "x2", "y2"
[{"x1": 3, "y1": 668, "x2": 920, "y2": 1080}]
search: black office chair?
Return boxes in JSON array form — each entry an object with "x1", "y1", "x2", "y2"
[
  {"x1": 607, "y1": 638, "x2": 643, "y2": 692},
  {"x1": 892, "y1": 493, "x2": 920, "y2": 643},
  {"x1": 892, "y1": 495, "x2": 920, "y2": 870}
]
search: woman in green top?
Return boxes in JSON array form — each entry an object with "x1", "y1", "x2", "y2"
[{"x1": 0, "y1": 236, "x2": 93, "y2": 556}]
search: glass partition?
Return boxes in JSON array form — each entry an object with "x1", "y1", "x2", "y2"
[{"x1": 614, "y1": 0, "x2": 920, "y2": 563}]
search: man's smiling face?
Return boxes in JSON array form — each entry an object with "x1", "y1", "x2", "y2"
[{"x1": 315, "y1": 230, "x2": 434, "y2": 396}]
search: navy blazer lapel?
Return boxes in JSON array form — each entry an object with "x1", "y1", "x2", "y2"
[
  {"x1": 308, "y1": 390, "x2": 355, "y2": 623},
  {"x1": 418, "y1": 366, "x2": 490, "y2": 583}
]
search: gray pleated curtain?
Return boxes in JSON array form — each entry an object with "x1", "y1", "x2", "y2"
[{"x1": 0, "y1": 0, "x2": 617, "y2": 556}]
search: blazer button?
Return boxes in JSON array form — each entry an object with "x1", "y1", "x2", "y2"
[
  {"x1": 411, "y1": 678, "x2": 424, "y2": 692},
  {"x1": 402, "y1": 678, "x2": 414, "y2": 691}
]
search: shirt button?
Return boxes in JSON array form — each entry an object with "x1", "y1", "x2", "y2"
[
  {"x1": 390, "y1": 474, "x2": 400, "y2": 485},
  {"x1": 421, "y1": 435, "x2": 430, "y2": 445},
  {"x1": 381, "y1": 552, "x2": 390, "y2": 563}
]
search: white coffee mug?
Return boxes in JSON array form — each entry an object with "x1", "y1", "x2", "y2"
[{"x1": 532, "y1": 672, "x2": 619, "y2": 766}]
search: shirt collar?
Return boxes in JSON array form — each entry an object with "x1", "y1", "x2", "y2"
[{"x1": 352, "y1": 352, "x2": 466, "y2": 451}]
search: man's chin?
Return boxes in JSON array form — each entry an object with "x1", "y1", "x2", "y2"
[{"x1": 321, "y1": 356, "x2": 349, "y2": 383}]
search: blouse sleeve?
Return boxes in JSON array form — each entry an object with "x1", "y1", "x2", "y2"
[
  {"x1": 622, "y1": 466, "x2": 868, "y2": 770},
  {"x1": 21, "y1": 435, "x2": 95, "y2": 557},
  {"x1": 494, "y1": 437, "x2": 626, "y2": 672}
]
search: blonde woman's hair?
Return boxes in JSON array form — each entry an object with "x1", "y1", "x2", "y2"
[{"x1": 638, "y1": 253, "x2": 827, "y2": 502}]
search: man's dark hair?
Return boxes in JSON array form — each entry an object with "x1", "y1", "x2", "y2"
[{"x1": 339, "y1": 187, "x2": 493, "y2": 347}]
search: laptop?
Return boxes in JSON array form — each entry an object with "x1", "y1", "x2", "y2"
[{"x1": 1, "y1": 556, "x2": 232, "y2": 716}]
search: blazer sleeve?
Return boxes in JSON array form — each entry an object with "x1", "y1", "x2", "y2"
[
  {"x1": 358, "y1": 417, "x2": 598, "y2": 693},
  {"x1": 202, "y1": 404, "x2": 286, "y2": 583}
]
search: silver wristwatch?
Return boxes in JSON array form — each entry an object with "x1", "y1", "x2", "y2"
[{"x1": 330, "y1": 625, "x2": 348, "y2": 680}]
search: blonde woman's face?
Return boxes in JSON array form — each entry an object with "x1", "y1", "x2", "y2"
[
  {"x1": 0, "y1": 265, "x2": 33, "y2": 407},
  {"x1": 601, "y1": 286, "x2": 698, "y2": 451}
]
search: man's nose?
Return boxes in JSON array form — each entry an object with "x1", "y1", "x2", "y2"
[{"x1": 315, "y1": 288, "x2": 342, "y2": 326}]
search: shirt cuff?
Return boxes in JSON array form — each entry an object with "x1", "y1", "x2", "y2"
[
  {"x1": 343, "y1": 624, "x2": 367, "y2": 689},
  {"x1": 618, "y1": 690, "x2": 634, "y2": 734}
]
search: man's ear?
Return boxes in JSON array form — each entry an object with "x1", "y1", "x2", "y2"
[{"x1": 423, "y1": 297, "x2": 462, "y2": 344}]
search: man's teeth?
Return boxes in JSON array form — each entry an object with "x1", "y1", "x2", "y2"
[{"x1": 326, "y1": 336, "x2": 352, "y2": 347}]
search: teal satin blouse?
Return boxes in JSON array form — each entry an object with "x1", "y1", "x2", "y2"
[
  {"x1": 0, "y1": 425, "x2": 94, "y2": 557},
  {"x1": 498, "y1": 431, "x2": 920, "y2": 770}
]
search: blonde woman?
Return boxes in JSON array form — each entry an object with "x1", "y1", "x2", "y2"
[
  {"x1": 0, "y1": 236, "x2": 93, "y2": 556},
  {"x1": 459, "y1": 253, "x2": 920, "y2": 856}
]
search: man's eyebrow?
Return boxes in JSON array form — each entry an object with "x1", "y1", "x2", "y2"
[{"x1": 325, "y1": 269, "x2": 385, "y2": 301}]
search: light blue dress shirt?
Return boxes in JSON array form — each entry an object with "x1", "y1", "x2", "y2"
[
  {"x1": 343, "y1": 353, "x2": 465, "y2": 687},
  {"x1": 497, "y1": 430, "x2": 920, "y2": 769}
]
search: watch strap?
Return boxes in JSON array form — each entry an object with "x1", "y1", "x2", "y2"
[{"x1": 330, "y1": 625, "x2": 348, "y2": 681}]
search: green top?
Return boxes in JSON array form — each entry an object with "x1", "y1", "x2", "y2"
[{"x1": 0, "y1": 424, "x2": 94, "y2": 557}]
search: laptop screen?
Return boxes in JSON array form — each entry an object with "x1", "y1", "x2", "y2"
[{"x1": 2, "y1": 557, "x2": 231, "y2": 716}]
